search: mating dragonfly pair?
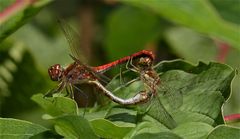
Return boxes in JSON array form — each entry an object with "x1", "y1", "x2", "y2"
[
  {"x1": 46, "y1": 20, "x2": 182, "y2": 129},
  {"x1": 48, "y1": 50, "x2": 155, "y2": 105}
]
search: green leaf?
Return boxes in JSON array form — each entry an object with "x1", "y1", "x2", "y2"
[
  {"x1": 132, "y1": 132, "x2": 182, "y2": 139},
  {"x1": 91, "y1": 118, "x2": 133, "y2": 139},
  {"x1": 90, "y1": 108, "x2": 137, "y2": 138},
  {"x1": 84, "y1": 110, "x2": 108, "y2": 121},
  {"x1": 105, "y1": 107, "x2": 138, "y2": 128},
  {"x1": 207, "y1": 125, "x2": 240, "y2": 139},
  {"x1": 0, "y1": 118, "x2": 47, "y2": 139},
  {"x1": 0, "y1": 40, "x2": 50, "y2": 116},
  {"x1": 164, "y1": 27, "x2": 240, "y2": 70},
  {"x1": 119, "y1": 0, "x2": 240, "y2": 50},
  {"x1": 154, "y1": 61, "x2": 234, "y2": 125},
  {"x1": 105, "y1": 6, "x2": 161, "y2": 60},
  {"x1": 0, "y1": 0, "x2": 52, "y2": 42},
  {"x1": 31, "y1": 94, "x2": 78, "y2": 117},
  {"x1": 106, "y1": 59, "x2": 235, "y2": 137},
  {"x1": 173, "y1": 122, "x2": 213, "y2": 139},
  {"x1": 126, "y1": 116, "x2": 170, "y2": 138},
  {"x1": 52, "y1": 115, "x2": 98, "y2": 139},
  {"x1": 11, "y1": 23, "x2": 71, "y2": 69},
  {"x1": 210, "y1": 0, "x2": 240, "y2": 24},
  {"x1": 165, "y1": 27, "x2": 218, "y2": 63}
]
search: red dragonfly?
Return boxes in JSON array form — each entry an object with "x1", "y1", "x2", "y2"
[{"x1": 47, "y1": 19, "x2": 154, "y2": 105}]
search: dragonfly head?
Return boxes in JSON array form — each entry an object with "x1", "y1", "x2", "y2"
[
  {"x1": 138, "y1": 57, "x2": 153, "y2": 69},
  {"x1": 48, "y1": 64, "x2": 64, "y2": 81}
]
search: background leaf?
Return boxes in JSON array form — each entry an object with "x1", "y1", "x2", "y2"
[
  {"x1": 0, "y1": 0, "x2": 52, "y2": 42},
  {"x1": 165, "y1": 27, "x2": 218, "y2": 63},
  {"x1": 0, "y1": 118, "x2": 47, "y2": 139},
  {"x1": 210, "y1": 0, "x2": 240, "y2": 24},
  {"x1": 105, "y1": 6, "x2": 161, "y2": 60},
  {"x1": 120, "y1": 0, "x2": 240, "y2": 50},
  {"x1": 0, "y1": 40, "x2": 50, "y2": 117}
]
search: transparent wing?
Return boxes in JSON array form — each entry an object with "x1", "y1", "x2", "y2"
[
  {"x1": 113, "y1": 71, "x2": 183, "y2": 109},
  {"x1": 156, "y1": 84, "x2": 183, "y2": 109},
  {"x1": 137, "y1": 94, "x2": 177, "y2": 129},
  {"x1": 58, "y1": 19, "x2": 110, "y2": 83},
  {"x1": 57, "y1": 18, "x2": 87, "y2": 63},
  {"x1": 156, "y1": 72, "x2": 183, "y2": 109}
]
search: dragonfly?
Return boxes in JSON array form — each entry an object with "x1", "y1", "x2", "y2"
[
  {"x1": 110, "y1": 55, "x2": 183, "y2": 129},
  {"x1": 46, "y1": 19, "x2": 154, "y2": 105}
]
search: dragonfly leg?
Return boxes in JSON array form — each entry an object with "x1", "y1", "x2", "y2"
[
  {"x1": 44, "y1": 82, "x2": 65, "y2": 98},
  {"x1": 119, "y1": 65, "x2": 125, "y2": 85},
  {"x1": 65, "y1": 85, "x2": 74, "y2": 99},
  {"x1": 65, "y1": 86, "x2": 70, "y2": 97},
  {"x1": 126, "y1": 57, "x2": 138, "y2": 72},
  {"x1": 130, "y1": 56, "x2": 138, "y2": 70},
  {"x1": 44, "y1": 88, "x2": 58, "y2": 98},
  {"x1": 69, "y1": 84, "x2": 75, "y2": 99},
  {"x1": 112, "y1": 78, "x2": 140, "y2": 93}
]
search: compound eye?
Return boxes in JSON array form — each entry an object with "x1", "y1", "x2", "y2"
[
  {"x1": 48, "y1": 64, "x2": 63, "y2": 81},
  {"x1": 54, "y1": 69, "x2": 60, "y2": 76},
  {"x1": 55, "y1": 64, "x2": 61, "y2": 70}
]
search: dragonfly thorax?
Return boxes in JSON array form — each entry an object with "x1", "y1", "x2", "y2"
[{"x1": 48, "y1": 64, "x2": 64, "y2": 81}]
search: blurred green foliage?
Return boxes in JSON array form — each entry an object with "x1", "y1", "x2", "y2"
[{"x1": 0, "y1": 0, "x2": 239, "y2": 138}]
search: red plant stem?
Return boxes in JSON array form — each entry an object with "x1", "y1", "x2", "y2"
[
  {"x1": 215, "y1": 40, "x2": 230, "y2": 63},
  {"x1": 224, "y1": 113, "x2": 240, "y2": 122},
  {"x1": 0, "y1": 0, "x2": 36, "y2": 24}
]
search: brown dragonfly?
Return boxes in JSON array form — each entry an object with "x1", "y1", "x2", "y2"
[{"x1": 110, "y1": 55, "x2": 183, "y2": 129}]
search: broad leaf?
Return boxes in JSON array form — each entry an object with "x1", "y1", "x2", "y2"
[
  {"x1": 0, "y1": 0, "x2": 52, "y2": 42},
  {"x1": 91, "y1": 118, "x2": 134, "y2": 139},
  {"x1": 165, "y1": 27, "x2": 240, "y2": 67},
  {"x1": 119, "y1": 0, "x2": 240, "y2": 50},
  {"x1": 52, "y1": 115, "x2": 98, "y2": 139},
  {"x1": 0, "y1": 118, "x2": 47, "y2": 139},
  {"x1": 31, "y1": 94, "x2": 78, "y2": 117},
  {"x1": 165, "y1": 27, "x2": 218, "y2": 63},
  {"x1": 207, "y1": 125, "x2": 240, "y2": 139},
  {"x1": 106, "y1": 60, "x2": 238, "y2": 138},
  {"x1": 173, "y1": 122, "x2": 213, "y2": 139},
  {"x1": 210, "y1": 0, "x2": 240, "y2": 24},
  {"x1": 132, "y1": 132, "x2": 182, "y2": 139}
]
